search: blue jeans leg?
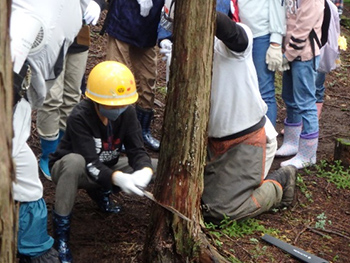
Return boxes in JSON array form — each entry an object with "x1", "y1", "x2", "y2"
[
  {"x1": 315, "y1": 71, "x2": 326, "y2": 103},
  {"x1": 216, "y1": 0, "x2": 231, "y2": 14},
  {"x1": 282, "y1": 57, "x2": 319, "y2": 135},
  {"x1": 252, "y1": 34, "x2": 277, "y2": 126}
]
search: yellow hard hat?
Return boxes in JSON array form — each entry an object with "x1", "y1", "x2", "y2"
[{"x1": 86, "y1": 61, "x2": 138, "y2": 106}]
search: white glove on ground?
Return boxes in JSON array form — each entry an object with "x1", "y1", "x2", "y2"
[
  {"x1": 84, "y1": 1, "x2": 101, "y2": 25},
  {"x1": 130, "y1": 167, "x2": 153, "y2": 189},
  {"x1": 279, "y1": 55, "x2": 290, "y2": 71},
  {"x1": 265, "y1": 44, "x2": 283, "y2": 71},
  {"x1": 112, "y1": 171, "x2": 144, "y2": 196},
  {"x1": 137, "y1": 0, "x2": 153, "y2": 17}
]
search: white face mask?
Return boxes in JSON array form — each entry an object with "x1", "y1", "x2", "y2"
[{"x1": 99, "y1": 106, "x2": 128, "y2": 121}]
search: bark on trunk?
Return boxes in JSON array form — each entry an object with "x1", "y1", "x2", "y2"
[
  {"x1": 0, "y1": 0, "x2": 17, "y2": 262},
  {"x1": 143, "y1": 1, "x2": 228, "y2": 262}
]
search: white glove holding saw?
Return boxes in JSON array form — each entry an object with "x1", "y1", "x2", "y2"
[
  {"x1": 137, "y1": 0, "x2": 153, "y2": 17},
  {"x1": 84, "y1": 0, "x2": 101, "y2": 25},
  {"x1": 112, "y1": 171, "x2": 144, "y2": 196},
  {"x1": 130, "y1": 167, "x2": 153, "y2": 189},
  {"x1": 265, "y1": 44, "x2": 283, "y2": 72}
]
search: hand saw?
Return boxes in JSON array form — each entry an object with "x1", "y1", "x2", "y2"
[
  {"x1": 139, "y1": 188, "x2": 192, "y2": 222},
  {"x1": 262, "y1": 234, "x2": 329, "y2": 263}
]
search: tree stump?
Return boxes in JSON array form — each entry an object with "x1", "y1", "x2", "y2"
[{"x1": 334, "y1": 138, "x2": 350, "y2": 167}]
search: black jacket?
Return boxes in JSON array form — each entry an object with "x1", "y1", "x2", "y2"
[
  {"x1": 105, "y1": 0, "x2": 164, "y2": 48},
  {"x1": 49, "y1": 99, "x2": 152, "y2": 189}
]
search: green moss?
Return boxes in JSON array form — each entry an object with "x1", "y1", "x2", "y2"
[{"x1": 336, "y1": 138, "x2": 350, "y2": 146}]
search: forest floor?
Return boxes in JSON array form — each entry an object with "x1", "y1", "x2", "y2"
[{"x1": 27, "y1": 6, "x2": 350, "y2": 263}]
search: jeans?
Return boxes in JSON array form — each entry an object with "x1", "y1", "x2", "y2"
[
  {"x1": 252, "y1": 34, "x2": 277, "y2": 126},
  {"x1": 282, "y1": 57, "x2": 320, "y2": 135},
  {"x1": 216, "y1": 0, "x2": 231, "y2": 14},
  {"x1": 315, "y1": 71, "x2": 326, "y2": 103}
]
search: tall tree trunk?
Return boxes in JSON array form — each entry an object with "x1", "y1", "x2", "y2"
[
  {"x1": 0, "y1": 0, "x2": 17, "y2": 262},
  {"x1": 144, "y1": 1, "x2": 228, "y2": 262}
]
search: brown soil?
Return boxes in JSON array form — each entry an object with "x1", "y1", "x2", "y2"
[{"x1": 27, "y1": 7, "x2": 350, "y2": 263}]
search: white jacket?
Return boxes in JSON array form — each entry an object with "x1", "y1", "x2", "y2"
[
  {"x1": 238, "y1": 0, "x2": 286, "y2": 44},
  {"x1": 10, "y1": 0, "x2": 90, "y2": 109},
  {"x1": 209, "y1": 23, "x2": 268, "y2": 138},
  {"x1": 10, "y1": 0, "x2": 90, "y2": 201}
]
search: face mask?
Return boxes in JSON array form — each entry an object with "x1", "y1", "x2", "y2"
[{"x1": 99, "y1": 106, "x2": 128, "y2": 121}]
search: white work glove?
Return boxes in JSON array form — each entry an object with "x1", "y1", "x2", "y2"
[
  {"x1": 137, "y1": 0, "x2": 153, "y2": 17},
  {"x1": 130, "y1": 167, "x2": 153, "y2": 189},
  {"x1": 159, "y1": 39, "x2": 173, "y2": 56},
  {"x1": 112, "y1": 171, "x2": 144, "y2": 196},
  {"x1": 279, "y1": 55, "x2": 290, "y2": 71},
  {"x1": 84, "y1": 1, "x2": 101, "y2": 25},
  {"x1": 265, "y1": 44, "x2": 283, "y2": 71},
  {"x1": 159, "y1": 39, "x2": 172, "y2": 84}
]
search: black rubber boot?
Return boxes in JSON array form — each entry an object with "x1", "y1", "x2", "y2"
[
  {"x1": 18, "y1": 254, "x2": 31, "y2": 263},
  {"x1": 52, "y1": 210, "x2": 72, "y2": 263},
  {"x1": 19, "y1": 247, "x2": 60, "y2": 263},
  {"x1": 136, "y1": 105, "x2": 160, "y2": 151},
  {"x1": 265, "y1": 165, "x2": 297, "y2": 207},
  {"x1": 87, "y1": 189, "x2": 121, "y2": 214}
]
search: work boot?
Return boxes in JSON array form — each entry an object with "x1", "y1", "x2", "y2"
[
  {"x1": 86, "y1": 189, "x2": 121, "y2": 214},
  {"x1": 19, "y1": 247, "x2": 60, "y2": 263},
  {"x1": 18, "y1": 254, "x2": 31, "y2": 263},
  {"x1": 266, "y1": 165, "x2": 297, "y2": 207},
  {"x1": 39, "y1": 136, "x2": 59, "y2": 181},
  {"x1": 281, "y1": 132, "x2": 318, "y2": 169},
  {"x1": 136, "y1": 105, "x2": 160, "y2": 151},
  {"x1": 52, "y1": 210, "x2": 72, "y2": 263},
  {"x1": 275, "y1": 119, "x2": 302, "y2": 157}
]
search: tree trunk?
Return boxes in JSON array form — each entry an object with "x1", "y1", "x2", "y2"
[
  {"x1": 334, "y1": 138, "x2": 350, "y2": 167},
  {"x1": 0, "y1": 0, "x2": 17, "y2": 262},
  {"x1": 143, "y1": 1, "x2": 228, "y2": 262}
]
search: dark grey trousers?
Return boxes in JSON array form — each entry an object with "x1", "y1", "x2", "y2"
[{"x1": 51, "y1": 153, "x2": 157, "y2": 216}]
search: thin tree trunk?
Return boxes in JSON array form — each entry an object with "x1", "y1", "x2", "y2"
[
  {"x1": 334, "y1": 138, "x2": 350, "y2": 167},
  {"x1": 144, "y1": 0, "x2": 228, "y2": 261},
  {"x1": 0, "y1": 0, "x2": 17, "y2": 262}
]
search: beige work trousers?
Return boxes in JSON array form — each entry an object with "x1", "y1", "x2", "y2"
[
  {"x1": 37, "y1": 51, "x2": 88, "y2": 138},
  {"x1": 106, "y1": 36, "x2": 157, "y2": 110}
]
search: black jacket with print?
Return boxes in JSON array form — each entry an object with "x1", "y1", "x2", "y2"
[{"x1": 49, "y1": 99, "x2": 152, "y2": 189}]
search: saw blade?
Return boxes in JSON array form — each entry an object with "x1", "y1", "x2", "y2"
[
  {"x1": 142, "y1": 190, "x2": 192, "y2": 222},
  {"x1": 262, "y1": 234, "x2": 328, "y2": 263}
]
